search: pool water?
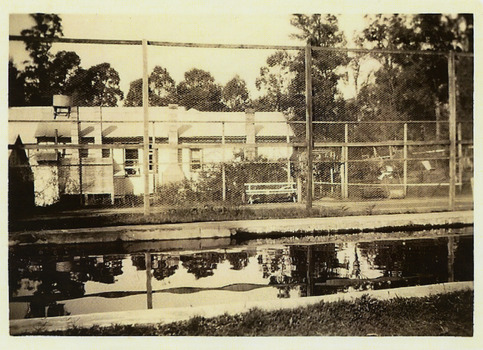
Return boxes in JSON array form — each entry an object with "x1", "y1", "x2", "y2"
[{"x1": 9, "y1": 229, "x2": 473, "y2": 320}]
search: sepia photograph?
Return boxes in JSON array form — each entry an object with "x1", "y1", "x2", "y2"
[{"x1": 4, "y1": 0, "x2": 478, "y2": 347}]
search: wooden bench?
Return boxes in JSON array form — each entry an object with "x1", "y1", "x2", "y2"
[{"x1": 244, "y1": 182, "x2": 297, "y2": 204}]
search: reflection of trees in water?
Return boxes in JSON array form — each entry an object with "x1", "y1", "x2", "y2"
[
  {"x1": 73, "y1": 256, "x2": 124, "y2": 284},
  {"x1": 289, "y1": 245, "x2": 341, "y2": 282},
  {"x1": 453, "y1": 236, "x2": 473, "y2": 281},
  {"x1": 9, "y1": 257, "x2": 84, "y2": 318},
  {"x1": 226, "y1": 252, "x2": 250, "y2": 270},
  {"x1": 358, "y1": 240, "x2": 448, "y2": 281},
  {"x1": 180, "y1": 252, "x2": 224, "y2": 279},
  {"x1": 358, "y1": 242, "x2": 404, "y2": 277},
  {"x1": 152, "y1": 255, "x2": 179, "y2": 281},
  {"x1": 130, "y1": 254, "x2": 180, "y2": 281},
  {"x1": 27, "y1": 301, "x2": 70, "y2": 318},
  {"x1": 9, "y1": 252, "x2": 33, "y2": 297},
  {"x1": 258, "y1": 248, "x2": 290, "y2": 279},
  {"x1": 131, "y1": 254, "x2": 147, "y2": 271},
  {"x1": 9, "y1": 252, "x2": 125, "y2": 318},
  {"x1": 258, "y1": 244, "x2": 342, "y2": 297}
]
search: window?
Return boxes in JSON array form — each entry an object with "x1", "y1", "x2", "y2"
[
  {"x1": 36, "y1": 136, "x2": 73, "y2": 160},
  {"x1": 178, "y1": 148, "x2": 183, "y2": 165},
  {"x1": 149, "y1": 144, "x2": 154, "y2": 171},
  {"x1": 102, "y1": 149, "x2": 111, "y2": 158},
  {"x1": 190, "y1": 148, "x2": 202, "y2": 171},
  {"x1": 80, "y1": 137, "x2": 94, "y2": 159},
  {"x1": 124, "y1": 149, "x2": 139, "y2": 176}
]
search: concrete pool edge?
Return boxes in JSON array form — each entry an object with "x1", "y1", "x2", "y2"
[
  {"x1": 9, "y1": 281, "x2": 474, "y2": 335},
  {"x1": 9, "y1": 210, "x2": 474, "y2": 246}
]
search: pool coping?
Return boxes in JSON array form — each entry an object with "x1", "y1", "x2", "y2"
[
  {"x1": 9, "y1": 281, "x2": 474, "y2": 335},
  {"x1": 9, "y1": 210, "x2": 474, "y2": 246}
]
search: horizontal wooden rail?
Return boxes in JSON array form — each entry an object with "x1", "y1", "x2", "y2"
[
  {"x1": 315, "y1": 181, "x2": 468, "y2": 187},
  {"x1": 245, "y1": 182, "x2": 297, "y2": 187},
  {"x1": 9, "y1": 119, "x2": 292, "y2": 124},
  {"x1": 9, "y1": 142, "x2": 303, "y2": 150},
  {"x1": 10, "y1": 35, "x2": 473, "y2": 57},
  {"x1": 10, "y1": 119, "x2": 472, "y2": 125},
  {"x1": 314, "y1": 140, "x2": 452, "y2": 147}
]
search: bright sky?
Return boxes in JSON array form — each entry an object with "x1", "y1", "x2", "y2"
[{"x1": 9, "y1": 13, "x2": 368, "y2": 99}]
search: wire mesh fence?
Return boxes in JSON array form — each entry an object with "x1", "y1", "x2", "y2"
[{"x1": 8, "y1": 37, "x2": 474, "y2": 218}]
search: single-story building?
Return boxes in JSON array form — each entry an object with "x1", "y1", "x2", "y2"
[{"x1": 9, "y1": 104, "x2": 295, "y2": 206}]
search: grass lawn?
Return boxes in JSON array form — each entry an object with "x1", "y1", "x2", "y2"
[{"x1": 22, "y1": 290, "x2": 473, "y2": 336}]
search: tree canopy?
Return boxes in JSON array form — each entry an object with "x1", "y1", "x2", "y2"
[
  {"x1": 222, "y1": 75, "x2": 251, "y2": 111},
  {"x1": 10, "y1": 12, "x2": 472, "y2": 120},
  {"x1": 177, "y1": 68, "x2": 224, "y2": 111},
  {"x1": 353, "y1": 14, "x2": 473, "y2": 126},
  {"x1": 124, "y1": 66, "x2": 177, "y2": 107},
  {"x1": 255, "y1": 14, "x2": 349, "y2": 122},
  {"x1": 13, "y1": 14, "x2": 124, "y2": 107},
  {"x1": 18, "y1": 14, "x2": 69, "y2": 105},
  {"x1": 66, "y1": 63, "x2": 124, "y2": 107}
]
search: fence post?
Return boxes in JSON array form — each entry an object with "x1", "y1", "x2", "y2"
[
  {"x1": 75, "y1": 107, "x2": 84, "y2": 206},
  {"x1": 448, "y1": 51, "x2": 456, "y2": 211},
  {"x1": 142, "y1": 39, "x2": 150, "y2": 215},
  {"x1": 344, "y1": 123, "x2": 349, "y2": 198},
  {"x1": 403, "y1": 123, "x2": 408, "y2": 197},
  {"x1": 222, "y1": 121, "x2": 226, "y2": 201},
  {"x1": 152, "y1": 121, "x2": 159, "y2": 191},
  {"x1": 287, "y1": 123, "x2": 291, "y2": 184},
  {"x1": 457, "y1": 122, "x2": 463, "y2": 192},
  {"x1": 305, "y1": 44, "x2": 313, "y2": 210},
  {"x1": 145, "y1": 252, "x2": 153, "y2": 309}
]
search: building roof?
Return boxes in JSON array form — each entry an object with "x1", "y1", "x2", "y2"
[{"x1": 9, "y1": 106, "x2": 294, "y2": 144}]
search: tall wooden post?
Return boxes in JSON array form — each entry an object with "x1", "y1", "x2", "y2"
[
  {"x1": 222, "y1": 121, "x2": 226, "y2": 201},
  {"x1": 145, "y1": 252, "x2": 153, "y2": 309},
  {"x1": 142, "y1": 39, "x2": 150, "y2": 215},
  {"x1": 306, "y1": 245, "x2": 314, "y2": 297},
  {"x1": 403, "y1": 123, "x2": 408, "y2": 196},
  {"x1": 447, "y1": 236, "x2": 455, "y2": 282},
  {"x1": 344, "y1": 123, "x2": 349, "y2": 198},
  {"x1": 448, "y1": 51, "x2": 457, "y2": 211},
  {"x1": 76, "y1": 107, "x2": 84, "y2": 206},
  {"x1": 305, "y1": 44, "x2": 313, "y2": 210},
  {"x1": 457, "y1": 123, "x2": 463, "y2": 192},
  {"x1": 54, "y1": 128, "x2": 59, "y2": 160},
  {"x1": 287, "y1": 123, "x2": 291, "y2": 183},
  {"x1": 152, "y1": 121, "x2": 159, "y2": 191}
]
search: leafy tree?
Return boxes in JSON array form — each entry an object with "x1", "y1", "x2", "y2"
[
  {"x1": 356, "y1": 14, "x2": 473, "y2": 126},
  {"x1": 66, "y1": 63, "x2": 124, "y2": 106},
  {"x1": 124, "y1": 65, "x2": 177, "y2": 107},
  {"x1": 124, "y1": 79, "x2": 144, "y2": 107},
  {"x1": 49, "y1": 51, "x2": 81, "y2": 95},
  {"x1": 8, "y1": 60, "x2": 25, "y2": 107},
  {"x1": 17, "y1": 14, "x2": 126, "y2": 107},
  {"x1": 20, "y1": 13, "x2": 64, "y2": 105},
  {"x1": 18, "y1": 14, "x2": 82, "y2": 106},
  {"x1": 177, "y1": 68, "x2": 224, "y2": 111},
  {"x1": 222, "y1": 75, "x2": 251, "y2": 111},
  {"x1": 289, "y1": 15, "x2": 349, "y2": 121},
  {"x1": 255, "y1": 51, "x2": 295, "y2": 112},
  {"x1": 255, "y1": 14, "x2": 348, "y2": 121}
]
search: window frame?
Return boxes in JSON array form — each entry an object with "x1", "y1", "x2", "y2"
[
  {"x1": 124, "y1": 148, "x2": 140, "y2": 176},
  {"x1": 190, "y1": 148, "x2": 202, "y2": 172}
]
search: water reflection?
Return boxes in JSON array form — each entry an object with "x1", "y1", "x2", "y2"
[{"x1": 9, "y1": 232, "x2": 473, "y2": 320}]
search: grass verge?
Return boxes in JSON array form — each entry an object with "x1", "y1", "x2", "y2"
[
  {"x1": 9, "y1": 205, "x2": 374, "y2": 231},
  {"x1": 19, "y1": 290, "x2": 473, "y2": 336}
]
